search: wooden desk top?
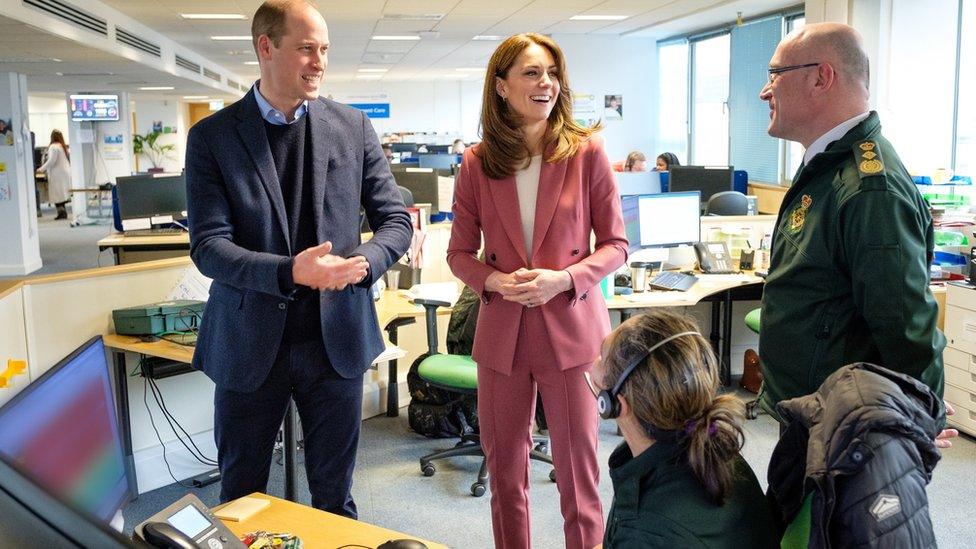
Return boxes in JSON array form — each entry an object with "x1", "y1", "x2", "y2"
[
  {"x1": 606, "y1": 272, "x2": 764, "y2": 309},
  {"x1": 97, "y1": 232, "x2": 191, "y2": 247},
  {"x1": 215, "y1": 493, "x2": 446, "y2": 548},
  {"x1": 70, "y1": 187, "x2": 113, "y2": 194}
]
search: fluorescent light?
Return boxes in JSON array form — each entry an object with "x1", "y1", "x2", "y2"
[
  {"x1": 181, "y1": 13, "x2": 246, "y2": 20},
  {"x1": 371, "y1": 35, "x2": 421, "y2": 41},
  {"x1": 357, "y1": 68, "x2": 388, "y2": 73},
  {"x1": 570, "y1": 15, "x2": 629, "y2": 21},
  {"x1": 211, "y1": 35, "x2": 252, "y2": 41},
  {"x1": 244, "y1": 61, "x2": 259, "y2": 65},
  {"x1": 356, "y1": 74, "x2": 383, "y2": 79},
  {"x1": 473, "y1": 35, "x2": 503, "y2": 41},
  {"x1": 182, "y1": 95, "x2": 209, "y2": 100},
  {"x1": 139, "y1": 86, "x2": 175, "y2": 91}
]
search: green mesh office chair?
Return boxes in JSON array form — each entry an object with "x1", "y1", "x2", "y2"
[
  {"x1": 743, "y1": 307, "x2": 762, "y2": 419},
  {"x1": 412, "y1": 298, "x2": 554, "y2": 497}
]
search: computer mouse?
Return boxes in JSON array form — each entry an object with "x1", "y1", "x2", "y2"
[{"x1": 377, "y1": 540, "x2": 428, "y2": 549}]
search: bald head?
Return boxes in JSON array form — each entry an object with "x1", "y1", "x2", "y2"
[{"x1": 784, "y1": 22, "x2": 870, "y2": 96}]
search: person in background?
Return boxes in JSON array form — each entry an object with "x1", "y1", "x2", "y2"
[
  {"x1": 757, "y1": 22, "x2": 954, "y2": 448},
  {"x1": 655, "y1": 152, "x2": 680, "y2": 172},
  {"x1": 448, "y1": 32, "x2": 627, "y2": 549},
  {"x1": 36, "y1": 129, "x2": 72, "y2": 220},
  {"x1": 382, "y1": 143, "x2": 394, "y2": 163},
  {"x1": 185, "y1": 0, "x2": 411, "y2": 516},
  {"x1": 451, "y1": 138, "x2": 466, "y2": 155},
  {"x1": 591, "y1": 310, "x2": 778, "y2": 548},
  {"x1": 622, "y1": 151, "x2": 646, "y2": 172},
  {"x1": 417, "y1": 144, "x2": 429, "y2": 153}
]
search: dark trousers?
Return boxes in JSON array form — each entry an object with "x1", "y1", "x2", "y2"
[{"x1": 213, "y1": 337, "x2": 364, "y2": 518}]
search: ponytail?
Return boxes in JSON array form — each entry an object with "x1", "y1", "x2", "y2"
[{"x1": 685, "y1": 394, "x2": 744, "y2": 504}]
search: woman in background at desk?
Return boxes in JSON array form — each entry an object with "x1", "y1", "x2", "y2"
[
  {"x1": 591, "y1": 310, "x2": 778, "y2": 548},
  {"x1": 623, "y1": 151, "x2": 646, "y2": 172},
  {"x1": 36, "y1": 129, "x2": 72, "y2": 220},
  {"x1": 655, "y1": 151, "x2": 680, "y2": 172},
  {"x1": 448, "y1": 32, "x2": 627, "y2": 549}
]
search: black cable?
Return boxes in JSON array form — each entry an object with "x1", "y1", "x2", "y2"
[
  {"x1": 143, "y1": 371, "x2": 194, "y2": 488},
  {"x1": 147, "y1": 376, "x2": 218, "y2": 466},
  {"x1": 335, "y1": 545, "x2": 373, "y2": 549}
]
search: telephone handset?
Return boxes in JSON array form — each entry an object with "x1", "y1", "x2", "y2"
[
  {"x1": 693, "y1": 242, "x2": 735, "y2": 274},
  {"x1": 142, "y1": 522, "x2": 197, "y2": 549},
  {"x1": 135, "y1": 493, "x2": 246, "y2": 549}
]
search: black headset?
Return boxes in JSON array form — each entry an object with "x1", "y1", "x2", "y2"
[{"x1": 597, "y1": 331, "x2": 701, "y2": 420}]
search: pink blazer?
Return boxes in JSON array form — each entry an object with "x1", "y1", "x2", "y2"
[{"x1": 447, "y1": 135, "x2": 628, "y2": 375}]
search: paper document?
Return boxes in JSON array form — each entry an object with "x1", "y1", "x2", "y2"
[
  {"x1": 402, "y1": 281, "x2": 459, "y2": 304},
  {"x1": 213, "y1": 496, "x2": 270, "y2": 521},
  {"x1": 373, "y1": 345, "x2": 407, "y2": 365},
  {"x1": 167, "y1": 265, "x2": 213, "y2": 301},
  {"x1": 623, "y1": 292, "x2": 695, "y2": 304}
]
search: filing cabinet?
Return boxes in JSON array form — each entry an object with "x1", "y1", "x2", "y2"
[{"x1": 943, "y1": 282, "x2": 976, "y2": 436}]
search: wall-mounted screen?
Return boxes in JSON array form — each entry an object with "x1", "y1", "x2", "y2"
[{"x1": 69, "y1": 94, "x2": 120, "y2": 122}]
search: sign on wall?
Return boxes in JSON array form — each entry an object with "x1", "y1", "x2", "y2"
[{"x1": 333, "y1": 93, "x2": 391, "y2": 119}]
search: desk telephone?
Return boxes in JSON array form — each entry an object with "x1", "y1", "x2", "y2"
[
  {"x1": 135, "y1": 494, "x2": 246, "y2": 549},
  {"x1": 694, "y1": 242, "x2": 736, "y2": 274}
]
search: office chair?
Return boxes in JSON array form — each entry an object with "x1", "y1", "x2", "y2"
[
  {"x1": 705, "y1": 191, "x2": 749, "y2": 216},
  {"x1": 742, "y1": 307, "x2": 762, "y2": 420},
  {"x1": 361, "y1": 186, "x2": 415, "y2": 233},
  {"x1": 411, "y1": 299, "x2": 555, "y2": 497}
]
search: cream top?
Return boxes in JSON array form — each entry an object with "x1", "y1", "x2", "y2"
[{"x1": 515, "y1": 155, "x2": 543, "y2": 261}]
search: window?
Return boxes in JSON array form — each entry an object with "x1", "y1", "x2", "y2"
[
  {"x1": 729, "y1": 17, "x2": 781, "y2": 183},
  {"x1": 690, "y1": 33, "x2": 730, "y2": 165},
  {"x1": 657, "y1": 41, "x2": 689, "y2": 164},
  {"x1": 956, "y1": 0, "x2": 975, "y2": 176},
  {"x1": 784, "y1": 16, "x2": 805, "y2": 181}
]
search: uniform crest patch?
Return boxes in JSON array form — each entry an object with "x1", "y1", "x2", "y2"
[
  {"x1": 855, "y1": 140, "x2": 885, "y2": 178},
  {"x1": 787, "y1": 194, "x2": 812, "y2": 234},
  {"x1": 869, "y1": 494, "x2": 901, "y2": 522}
]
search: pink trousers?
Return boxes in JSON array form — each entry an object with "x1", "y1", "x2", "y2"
[{"x1": 477, "y1": 307, "x2": 604, "y2": 549}]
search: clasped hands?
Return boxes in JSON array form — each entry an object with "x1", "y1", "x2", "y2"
[
  {"x1": 292, "y1": 241, "x2": 368, "y2": 291},
  {"x1": 486, "y1": 268, "x2": 573, "y2": 308}
]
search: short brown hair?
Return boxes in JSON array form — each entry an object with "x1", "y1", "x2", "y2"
[
  {"x1": 476, "y1": 33, "x2": 600, "y2": 180},
  {"x1": 251, "y1": 0, "x2": 315, "y2": 53},
  {"x1": 602, "y1": 310, "x2": 745, "y2": 504}
]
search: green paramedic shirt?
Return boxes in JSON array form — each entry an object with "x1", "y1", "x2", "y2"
[{"x1": 758, "y1": 111, "x2": 945, "y2": 421}]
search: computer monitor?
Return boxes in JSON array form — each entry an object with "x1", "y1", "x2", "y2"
[
  {"x1": 425, "y1": 144, "x2": 452, "y2": 154},
  {"x1": 0, "y1": 336, "x2": 131, "y2": 524},
  {"x1": 621, "y1": 191, "x2": 701, "y2": 253},
  {"x1": 418, "y1": 154, "x2": 458, "y2": 170},
  {"x1": 393, "y1": 169, "x2": 442, "y2": 213},
  {"x1": 116, "y1": 173, "x2": 187, "y2": 222},
  {"x1": 667, "y1": 166, "x2": 734, "y2": 204},
  {"x1": 616, "y1": 171, "x2": 662, "y2": 197},
  {"x1": 390, "y1": 143, "x2": 418, "y2": 153}
]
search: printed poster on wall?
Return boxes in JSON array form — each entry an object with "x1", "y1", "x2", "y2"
[
  {"x1": 604, "y1": 95, "x2": 623, "y2": 121},
  {"x1": 0, "y1": 163, "x2": 9, "y2": 201},
  {"x1": 572, "y1": 94, "x2": 598, "y2": 127},
  {"x1": 0, "y1": 118, "x2": 12, "y2": 146}
]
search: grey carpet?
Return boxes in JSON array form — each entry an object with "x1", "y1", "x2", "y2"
[
  {"x1": 0, "y1": 204, "x2": 115, "y2": 279},
  {"x1": 122, "y1": 402, "x2": 976, "y2": 548}
]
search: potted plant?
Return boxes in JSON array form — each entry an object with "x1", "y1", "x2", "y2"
[{"x1": 133, "y1": 130, "x2": 176, "y2": 173}]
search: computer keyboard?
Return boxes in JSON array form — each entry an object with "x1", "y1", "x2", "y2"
[
  {"x1": 648, "y1": 271, "x2": 698, "y2": 291},
  {"x1": 124, "y1": 228, "x2": 185, "y2": 236}
]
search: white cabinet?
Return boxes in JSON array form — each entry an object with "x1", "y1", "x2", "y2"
[{"x1": 944, "y1": 283, "x2": 976, "y2": 436}]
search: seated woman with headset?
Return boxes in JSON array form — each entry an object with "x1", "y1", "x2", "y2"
[
  {"x1": 589, "y1": 310, "x2": 778, "y2": 548},
  {"x1": 655, "y1": 152, "x2": 680, "y2": 172}
]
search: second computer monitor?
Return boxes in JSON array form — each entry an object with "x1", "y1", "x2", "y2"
[
  {"x1": 668, "y1": 166, "x2": 734, "y2": 204},
  {"x1": 622, "y1": 191, "x2": 700, "y2": 252},
  {"x1": 116, "y1": 173, "x2": 187, "y2": 221}
]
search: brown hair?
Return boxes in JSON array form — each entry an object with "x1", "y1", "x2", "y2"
[
  {"x1": 50, "y1": 129, "x2": 69, "y2": 163},
  {"x1": 602, "y1": 310, "x2": 745, "y2": 504},
  {"x1": 624, "y1": 151, "x2": 645, "y2": 171},
  {"x1": 477, "y1": 33, "x2": 600, "y2": 180},
  {"x1": 251, "y1": 0, "x2": 315, "y2": 53}
]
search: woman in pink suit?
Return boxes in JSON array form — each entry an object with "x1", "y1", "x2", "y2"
[{"x1": 447, "y1": 33, "x2": 628, "y2": 549}]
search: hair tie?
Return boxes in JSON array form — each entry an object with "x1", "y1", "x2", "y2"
[{"x1": 684, "y1": 418, "x2": 719, "y2": 438}]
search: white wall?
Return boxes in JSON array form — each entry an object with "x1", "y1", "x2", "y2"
[
  {"x1": 0, "y1": 72, "x2": 42, "y2": 275},
  {"x1": 554, "y1": 34, "x2": 658, "y2": 163},
  {"x1": 133, "y1": 99, "x2": 186, "y2": 173},
  {"x1": 27, "y1": 96, "x2": 70, "y2": 149}
]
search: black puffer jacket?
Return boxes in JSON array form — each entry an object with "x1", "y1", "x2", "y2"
[{"x1": 767, "y1": 362, "x2": 944, "y2": 548}]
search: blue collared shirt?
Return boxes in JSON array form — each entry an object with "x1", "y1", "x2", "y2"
[{"x1": 253, "y1": 81, "x2": 308, "y2": 125}]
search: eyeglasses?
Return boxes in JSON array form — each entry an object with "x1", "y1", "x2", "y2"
[{"x1": 767, "y1": 62, "x2": 820, "y2": 83}]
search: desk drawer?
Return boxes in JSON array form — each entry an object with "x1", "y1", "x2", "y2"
[
  {"x1": 947, "y1": 405, "x2": 976, "y2": 437},
  {"x1": 945, "y1": 305, "x2": 976, "y2": 356},
  {"x1": 943, "y1": 346, "x2": 976, "y2": 373},
  {"x1": 945, "y1": 382, "x2": 976, "y2": 436},
  {"x1": 947, "y1": 284, "x2": 976, "y2": 313},
  {"x1": 946, "y1": 363, "x2": 976, "y2": 393}
]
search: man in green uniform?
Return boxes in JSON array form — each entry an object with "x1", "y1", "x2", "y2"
[{"x1": 757, "y1": 22, "x2": 950, "y2": 432}]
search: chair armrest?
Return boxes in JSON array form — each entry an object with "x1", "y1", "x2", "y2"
[{"x1": 412, "y1": 298, "x2": 452, "y2": 309}]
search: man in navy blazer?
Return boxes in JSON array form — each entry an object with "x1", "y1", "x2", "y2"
[{"x1": 185, "y1": 0, "x2": 411, "y2": 517}]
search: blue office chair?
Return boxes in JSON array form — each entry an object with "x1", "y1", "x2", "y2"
[{"x1": 705, "y1": 191, "x2": 749, "y2": 216}]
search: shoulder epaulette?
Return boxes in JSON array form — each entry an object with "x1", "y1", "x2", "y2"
[{"x1": 853, "y1": 140, "x2": 885, "y2": 179}]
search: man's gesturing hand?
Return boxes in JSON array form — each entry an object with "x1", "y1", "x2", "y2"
[{"x1": 292, "y1": 241, "x2": 369, "y2": 291}]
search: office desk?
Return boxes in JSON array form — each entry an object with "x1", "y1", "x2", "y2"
[
  {"x1": 606, "y1": 272, "x2": 765, "y2": 387},
  {"x1": 70, "y1": 187, "x2": 114, "y2": 219},
  {"x1": 216, "y1": 493, "x2": 447, "y2": 548},
  {"x1": 104, "y1": 290, "x2": 431, "y2": 499},
  {"x1": 98, "y1": 232, "x2": 191, "y2": 265}
]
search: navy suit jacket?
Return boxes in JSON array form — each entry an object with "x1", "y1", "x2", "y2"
[{"x1": 186, "y1": 89, "x2": 412, "y2": 392}]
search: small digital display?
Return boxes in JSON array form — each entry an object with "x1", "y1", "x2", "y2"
[
  {"x1": 708, "y1": 243, "x2": 726, "y2": 254},
  {"x1": 68, "y1": 94, "x2": 120, "y2": 122},
  {"x1": 167, "y1": 505, "x2": 211, "y2": 538}
]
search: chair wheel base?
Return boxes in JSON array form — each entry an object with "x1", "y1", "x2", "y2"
[
  {"x1": 471, "y1": 482, "x2": 487, "y2": 497},
  {"x1": 421, "y1": 463, "x2": 436, "y2": 477},
  {"x1": 549, "y1": 469, "x2": 556, "y2": 483},
  {"x1": 746, "y1": 400, "x2": 760, "y2": 420},
  {"x1": 534, "y1": 442, "x2": 548, "y2": 454}
]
